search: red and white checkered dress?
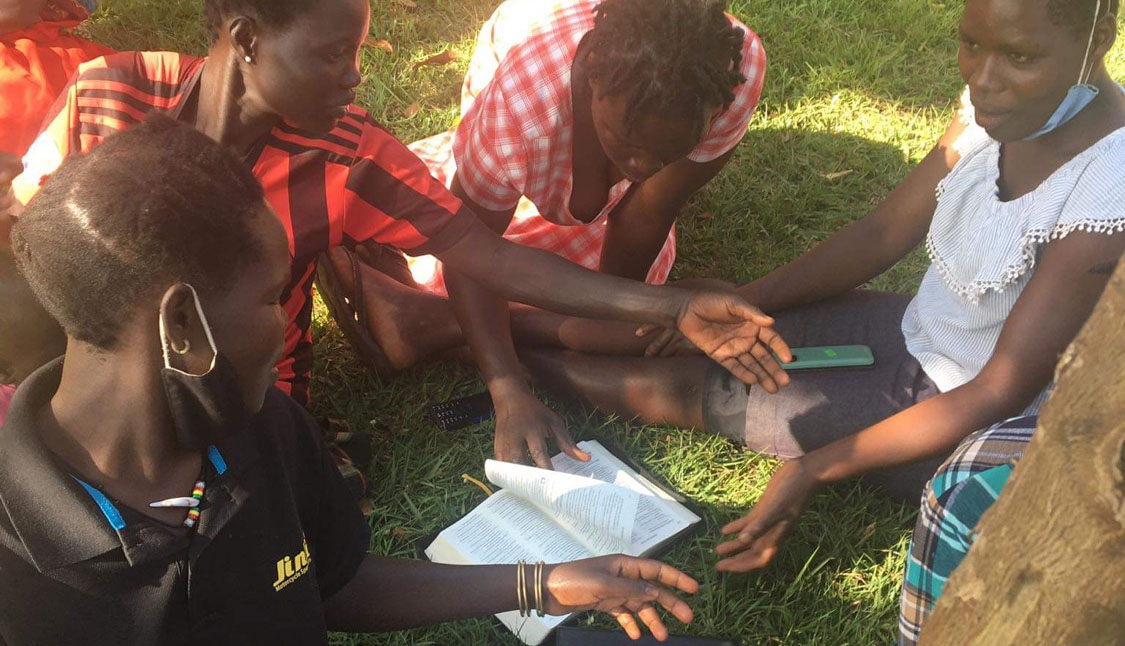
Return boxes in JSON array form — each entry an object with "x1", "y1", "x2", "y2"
[{"x1": 408, "y1": 0, "x2": 766, "y2": 295}]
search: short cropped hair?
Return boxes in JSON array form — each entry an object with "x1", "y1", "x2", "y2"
[
  {"x1": 203, "y1": 0, "x2": 305, "y2": 40},
  {"x1": 1049, "y1": 0, "x2": 1119, "y2": 34},
  {"x1": 11, "y1": 115, "x2": 267, "y2": 349}
]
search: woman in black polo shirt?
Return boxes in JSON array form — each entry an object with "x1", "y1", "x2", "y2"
[{"x1": 0, "y1": 116, "x2": 697, "y2": 645}]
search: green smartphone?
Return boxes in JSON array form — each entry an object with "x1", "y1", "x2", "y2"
[{"x1": 778, "y1": 344, "x2": 874, "y2": 371}]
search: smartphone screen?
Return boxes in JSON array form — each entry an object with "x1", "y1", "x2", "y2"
[{"x1": 778, "y1": 344, "x2": 874, "y2": 371}]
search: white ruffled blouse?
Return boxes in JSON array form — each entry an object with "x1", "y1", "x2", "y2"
[{"x1": 902, "y1": 89, "x2": 1125, "y2": 402}]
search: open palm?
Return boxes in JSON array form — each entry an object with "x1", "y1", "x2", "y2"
[
  {"x1": 545, "y1": 555, "x2": 699, "y2": 641},
  {"x1": 715, "y1": 460, "x2": 820, "y2": 573},
  {"x1": 675, "y1": 290, "x2": 793, "y2": 392}
]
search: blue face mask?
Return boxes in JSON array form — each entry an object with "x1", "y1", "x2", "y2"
[
  {"x1": 1024, "y1": 0, "x2": 1102, "y2": 140},
  {"x1": 1024, "y1": 84, "x2": 1100, "y2": 140}
]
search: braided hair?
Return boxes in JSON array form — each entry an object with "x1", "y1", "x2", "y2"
[
  {"x1": 1048, "y1": 0, "x2": 1118, "y2": 34},
  {"x1": 12, "y1": 115, "x2": 268, "y2": 349},
  {"x1": 584, "y1": 0, "x2": 747, "y2": 135}
]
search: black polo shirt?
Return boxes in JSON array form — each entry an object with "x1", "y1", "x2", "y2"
[{"x1": 0, "y1": 360, "x2": 371, "y2": 645}]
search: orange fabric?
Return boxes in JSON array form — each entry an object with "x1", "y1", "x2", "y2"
[{"x1": 0, "y1": 21, "x2": 112, "y2": 156}]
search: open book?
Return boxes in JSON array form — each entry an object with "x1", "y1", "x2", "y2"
[{"x1": 424, "y1": 440, "x2": 702, "y2": 646}]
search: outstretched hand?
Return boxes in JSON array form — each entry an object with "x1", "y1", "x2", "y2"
[
  {"x1": 665, "y1": 290, "x2": 792, "y2": 392},
  {"x1": 715, "y1": 460, "x2": 820, "y2": 573},
  {"x1": 545, "y1": 555, "x2": 699, "y2": 641}
]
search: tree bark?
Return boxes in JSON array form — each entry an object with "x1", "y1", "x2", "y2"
[{"x1": 919, "y1": 258, "x2": 1125, "y2": 646}]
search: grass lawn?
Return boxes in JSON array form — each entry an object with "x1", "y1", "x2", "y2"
[{"x1": 85, "y1": 2, "x2": 1125, "y2": 644}]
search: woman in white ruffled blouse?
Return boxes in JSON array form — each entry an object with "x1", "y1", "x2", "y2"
[{"x1": 509, "y1": 0, "x2": 1125, "y2": 572}]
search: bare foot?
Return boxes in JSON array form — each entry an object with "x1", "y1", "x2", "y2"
[
  {"x1": 352, "y1": 240, "x2": 417, "y2": 288},
  {"x1": 324, "y1": 249, "x2": 464, "y2": 370}
]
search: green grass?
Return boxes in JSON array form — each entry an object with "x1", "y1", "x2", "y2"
[{"x1": 84, "y1": 2, "x2": 1125, "y2": 644}]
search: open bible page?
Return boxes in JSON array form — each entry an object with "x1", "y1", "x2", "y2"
[
  {"x1": 484, "y1": 460, "x2": 638, "y2": 555},
  {"x1": 424, "y1": 491, "x2": 582, "y2": 646},
  {"x1": 425, "y1": 490, "x2": 593, "y2": 565},
  {"x1": 552, "y1": 441, "x2": 701, "y2": 555}
]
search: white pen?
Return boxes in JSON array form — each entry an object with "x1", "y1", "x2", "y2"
[{"x1": 149, "y1": 497, "x2": 200, "y2": 508}]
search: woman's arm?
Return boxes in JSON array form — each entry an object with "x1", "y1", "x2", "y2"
[
  {"x1": 443, "y1": 174, "x2": 589, "y2": 468},
  {"x1": 807, "y1": 231, "x2": 1124, "y2": 479},
  {"x1": 741, "y1": 116, "x2": 969, "y2": 313},
  {"x1": 322, "y1": 554, "x2": 698, "y2": 640},
  {"x1": 435, "y1": 219, "x2": 792, "y2": 389},
  {"x1": 600, "y1": 150, "x2": 736, "y2": 280},
  {"x1": 714, "y1": 229, "x2": 1124, "y2": 572},
  {"x1": 641, "y1": 116, "x2": 968, "y2": 357}
]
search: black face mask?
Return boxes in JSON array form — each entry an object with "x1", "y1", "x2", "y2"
[{"x1": 159, "y1": 285, "x2": 250, "y2": 451}]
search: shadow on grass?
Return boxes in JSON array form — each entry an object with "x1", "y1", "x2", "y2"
[
  {"x1": 537, "y1": 413, "x2": 918, "y2": 646},
  {"x1": 577, "y1": 418, "x2": 919, "y2": 646},
  {"x1": 676, "y1": 495, "x2": 915, "y2": 646},
  {"x1": 677, "y1": 125, "x2": 927, "y2": 293}
]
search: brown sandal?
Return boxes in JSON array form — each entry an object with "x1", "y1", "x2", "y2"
[{"x1": 315, "y1": 246, "x2": 396, "y2": 381}]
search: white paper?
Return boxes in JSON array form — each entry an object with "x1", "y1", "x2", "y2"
[
  {"x1": 494, "y1": 609, "x2": 568, "y2": 646},
  {"x1": 552, "y1": 441, "x2": 700, "y2": 555},
  {"x1": 484, "y1": 459, "x2": 637, "y2": 554},
  {"x1": 427, "y1": 490, "x2": 593, "y2": 564}
]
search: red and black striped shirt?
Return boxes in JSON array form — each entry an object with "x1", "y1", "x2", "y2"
[{"x1": 14, "y1": 51, "x2": 477, "y2": 405}]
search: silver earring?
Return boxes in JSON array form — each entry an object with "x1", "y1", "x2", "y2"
[
  {"x1": 244, "y1": 55, "x2": 252, "y2": 63},
  {"x1": 171, "y1": 338, "x2": 192, "y2": 355}
]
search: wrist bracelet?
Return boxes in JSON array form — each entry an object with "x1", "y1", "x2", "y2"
[
  {"x1": 516, "y1": 560, "x2": 528, "y2": 617},
  {"x1": 534, "y1": 561, "x2": 545, "y2": 618}
]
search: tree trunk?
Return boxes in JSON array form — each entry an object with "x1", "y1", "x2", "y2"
[{"x1": 919, "y1": 259, "x2": 1125, "y2": 646}]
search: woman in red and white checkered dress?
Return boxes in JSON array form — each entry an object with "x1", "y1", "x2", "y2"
[
  {"x1": 329, "y1": 0, "x2": 771, "y2": 468},
  {"x1": 406, "y1": 0, "x2": 766, "y2": 294}
]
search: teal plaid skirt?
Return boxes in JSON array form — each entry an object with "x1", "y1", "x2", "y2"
[{"x1": 898, "y1": 416, "x2": 1036, "y2": 645}]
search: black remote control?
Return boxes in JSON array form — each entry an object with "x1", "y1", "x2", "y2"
[{"x1": 429, "y1": 391, "x2": 495, "y2": 431}]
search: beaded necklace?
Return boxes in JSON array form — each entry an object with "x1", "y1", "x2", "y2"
[
  {"x1": 148, "y1": 470, "x2": 207, "y2": 529},
  {"x1": 183, "y1": 479, "x2": 205, "y2": 529}
]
